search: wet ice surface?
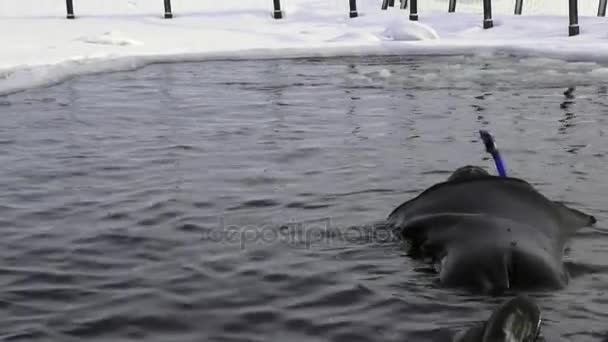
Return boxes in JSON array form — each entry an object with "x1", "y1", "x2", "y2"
[{"x1": 0, "y1": 54, "x2": 607, "y2": 341}]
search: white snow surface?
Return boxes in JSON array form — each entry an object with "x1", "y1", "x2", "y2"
[{"x1": 1, "y1": 0, "x2": 608, "y2": 94}]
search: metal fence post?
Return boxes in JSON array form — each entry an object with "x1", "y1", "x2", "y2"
[
  {"x1": 349, "y1": 0, "x2": 358, "y2": 17},
  {"x1": 483, "y1": 0, "x2": 493, "y2": 28},
  {"x1": 66, "y1": 0, "x2": 75, "y2": 19},
  {"x1": 409, "y1": 0, "x2": 418, "y2": 20},
  {"x1": 164, "y1": 0, "x2": 173, "y2": 18},
  {"x1": 569, "y1": 0, "x2": 579, "y2": 36},
  {"x1": 515, "y1": 0, "x2": 523, "y2": 14},
  {"x1": 381, "y1": 0, "x2": 389, "y2": 10},
  {"x1": 389, "y1": 0, "x2": 395, "y2": 6},
  {"x1": 273, "y1": 0, "x2": 283, "y2": 19},
  {"x1": 400, "y1": 0, "x2": 408, "y2": 10},
  {"x1": 599, "y1": 0, "x2": 607, "y2": 16},
  {"x1": 449, "y1": 0, "x2": 456, "y2": 12},
  {"x1": 448, "y1": 0, "x2": 456, "y2": 13}
]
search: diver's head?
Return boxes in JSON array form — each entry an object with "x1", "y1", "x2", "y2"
[{"x1": 447, "y1": 165, "x2": 489, "y2": 182}]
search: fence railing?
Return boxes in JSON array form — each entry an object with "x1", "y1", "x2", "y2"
[
  {"x1": 63, "y1": 0, "x2": 606, "y2": 37},
  {"x1": 382, "y1": 0, "x2": 418, "y2": 20}
]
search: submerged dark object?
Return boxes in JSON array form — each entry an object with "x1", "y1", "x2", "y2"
[
  {"x1": 457, "y1": 295, "x2": 541, "y2": 342},
  {"x1": 388, "y1": 165, "x2": 596, "y2": 293}
]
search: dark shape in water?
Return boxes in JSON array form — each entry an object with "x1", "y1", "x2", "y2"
[
  {"x1": 388, "y1": 165, "x2": 596, "y2": 294},
  {"x1": 457, "y1": 295, "x2": 541, "y2": 342}
]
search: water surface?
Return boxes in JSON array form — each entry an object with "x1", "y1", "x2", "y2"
[{"x1": 1, "y1": 54, "x2": 608, "y2": 342}]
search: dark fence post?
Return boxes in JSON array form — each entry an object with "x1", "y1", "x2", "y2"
[
  {"x1": 349, "y1": 0, "x2": 358, "y2": 17},
  {"x1": 514, "y1": 0, "x2": 523, "y2": 14},
  {"x1": 569, "y1": 0, "x2": 579, "y2": 36},
  {"x1": 400, "y1": 0, "x2": 408, "y2": 10},
  {"x1": 164, "y1": 0, "x2": 173, "y2": 18},
  {"x1": 409, "y1": 0, "x2": 418, "y2": 20},
  {"x1": 449, "y1": 0, "x2": 456, "y2": 12},
  {"x1": 389, "y1": 0, "x2": 395, "y2": 6},
  {"x1": 273, "y1": 0, "x2": 283, "y2": 19},
  {"x1": 66, "y1": 0, "x2": 75, "y2": 19},
  {"x1": 483, "y1": 0, "x2": 493, "y2": 28},
  {"x1": 381, "y1": 0, "x2": 389, "y2": 10},
  {"x1": 599, "y1": 0, "x2": 607, "y2": 16}
]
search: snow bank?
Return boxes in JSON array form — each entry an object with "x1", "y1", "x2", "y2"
[
  {"x1": 76, "y1": 31, "x2": 143, "y2": 47},
  {"x1": 1, "y1": 0, "x2": 607, "y2": 94}
]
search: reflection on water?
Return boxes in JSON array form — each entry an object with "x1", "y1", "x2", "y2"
[{"x1": 0, "y1": 54, "x2": 607, "y2": 342}]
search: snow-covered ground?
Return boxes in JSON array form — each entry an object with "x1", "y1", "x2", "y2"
[{"x1": 1, "y1": 0, "x2": 607, "y2": 95}]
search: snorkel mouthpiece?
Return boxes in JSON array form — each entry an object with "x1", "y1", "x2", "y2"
[{"x1": 479, "y1": 130, "x2": 507, "y2": 177}]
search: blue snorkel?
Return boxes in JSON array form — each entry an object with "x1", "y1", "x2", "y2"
[{"x1": 479, "y1": 130, "x2": 507, "y2": 177}]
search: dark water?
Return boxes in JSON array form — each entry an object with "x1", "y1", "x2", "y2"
[{"x1": 1, "y1": 55, "x2": 608, "y2": 342}]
